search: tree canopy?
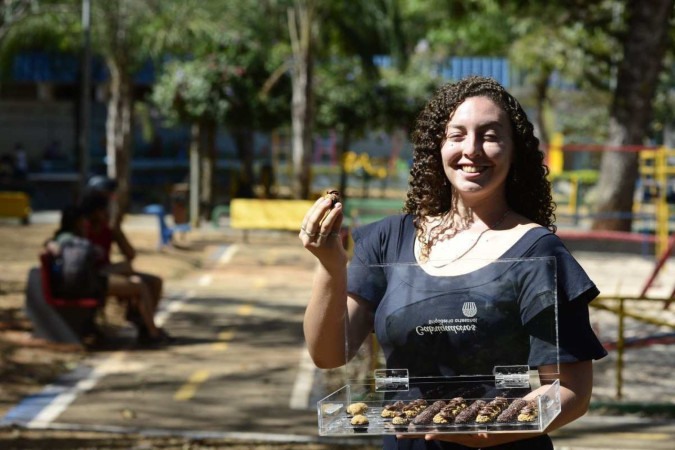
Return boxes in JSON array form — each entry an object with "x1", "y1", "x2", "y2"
[{"x1": 0, "y1": 0, "x2": 673, "y2": 230}]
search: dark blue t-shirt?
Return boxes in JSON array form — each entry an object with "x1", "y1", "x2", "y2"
[{"x1": 347, "y1": 215, "x2": 607, "y2": 450}]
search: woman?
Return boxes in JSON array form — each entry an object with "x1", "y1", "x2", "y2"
[{"x1": 300, "y1": 76, "x2": 606, "y2": 449}]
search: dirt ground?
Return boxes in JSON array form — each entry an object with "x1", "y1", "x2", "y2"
[
  {"x1": 0, "y1": 219, "x2": 373, "y2": 449},
  {"x1": 0, "y1": 221, "x2": 201, "y2": 416},
  {"x1": 0, "y1": 428, "x2": 377, "y2": 450}
]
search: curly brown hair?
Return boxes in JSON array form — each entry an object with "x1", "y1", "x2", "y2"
[{"x1": 404, "y1": 76, "x2": 556, "y2": 254}]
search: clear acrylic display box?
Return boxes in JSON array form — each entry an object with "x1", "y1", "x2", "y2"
[{"x1": 317, "y1": 257, "x2": 561, "y2": 435}]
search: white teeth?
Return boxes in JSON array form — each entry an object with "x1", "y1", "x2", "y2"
[{"x1": 461, "y1": 166, "x2": 483, "y2": 173}]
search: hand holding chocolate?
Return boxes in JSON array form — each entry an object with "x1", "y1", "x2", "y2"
[{"x1": 324, "y1": 189, "x2": 341, "y2": 207}]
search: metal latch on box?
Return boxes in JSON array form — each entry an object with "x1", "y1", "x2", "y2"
[
  {"x1": 493, "y1": 365, "x2": 531, "y2": 388},
  {"x1": 374, "y1": 369, "x2": 409, "y2": 392}
]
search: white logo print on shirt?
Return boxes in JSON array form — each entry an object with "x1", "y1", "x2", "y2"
[{"x1": 462, "y1": 302, "x2": 478, "y2": 318}]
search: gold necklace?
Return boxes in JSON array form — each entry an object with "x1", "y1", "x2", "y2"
[{"x1": 428, "y1": 209, "x2": 511, "y2": 267}]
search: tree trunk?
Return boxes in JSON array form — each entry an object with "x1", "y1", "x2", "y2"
[
  {"x1": 288, "y1": 1, "x2": 315, "y2": 200},
  {"x1": 189, "y1": 122, "x2": 201, "y2": 227},
  {"x1": 533, "y1": 69, "x2": 551, "y2": 148},
  {"x1": 105, "y1": 58, "x2": 133, "y2": 228},
  {"x1": 233, "y1": 129, "x2": 255, "y2": 198},
  {"x1": 199, "y1": 120, "x2": 216, "y2": 219},
  {"x1": 591, "y1": 0, "x2": 674, "y2": 231}
]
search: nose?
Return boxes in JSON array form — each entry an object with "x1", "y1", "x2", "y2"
[{"x1": 462, "y1": 133, "x2": 483, "y2": 157}]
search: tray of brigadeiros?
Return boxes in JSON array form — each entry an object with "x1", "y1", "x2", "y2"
[
  {"x1": 319, "y1": 378, "x2": 561, "y2": 435},
  {"x1": 316, "y1": 257, "x2": 562, "y2": 435}
]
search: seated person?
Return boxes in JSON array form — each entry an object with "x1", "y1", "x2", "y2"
[
  {"x1": 44, "y1": 205, "x2": 107, "y2": 344},
  {"x1": 81, "y1": 176, "x2": 164, "y2": 314},
  {"x1": 79, "y1": 193, "x2": 172, "y2": 347}
]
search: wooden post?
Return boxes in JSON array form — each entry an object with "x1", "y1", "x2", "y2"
[{"x1": 616, "y1": 298, "x2": 625, "y2": 400}]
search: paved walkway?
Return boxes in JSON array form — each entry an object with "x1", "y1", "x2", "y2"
[{"x1": 2, "y1": 213, "x2": 674, "y2": 449}]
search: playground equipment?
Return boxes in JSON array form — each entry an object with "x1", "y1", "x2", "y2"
[
  {"x1": 548, "y1": 135, "x2": 675, "y2": 400},
  {"x1": 549, "y1": 133, "x2": 674, "y2": 260},
  {"x1": 637, "y1": 146, "x2": 675, "y2": 258}
]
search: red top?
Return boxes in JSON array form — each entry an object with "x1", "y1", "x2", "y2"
[{"x1": 84, "y1": 221, "x2": 113, "y2": 265}]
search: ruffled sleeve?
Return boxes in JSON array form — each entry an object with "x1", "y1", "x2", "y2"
[{"x1": 523, "y1": 231, "x2": 607, "y2": 366}]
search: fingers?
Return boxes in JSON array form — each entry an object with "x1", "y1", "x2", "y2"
[{"x1": 299, "y1": 196, "x2": 343, "y2": 246}]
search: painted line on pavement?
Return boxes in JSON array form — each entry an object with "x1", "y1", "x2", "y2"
[
  {"x1": 253, "y1": 278, "x2": 267, "y2": 289},
  {"x1": 237, "y1": 304, "x2": 253, "y2": 316},
  {"x1": 155, "y1": 295, "x2": 187, "y2": 327},
  {"x1": 217, "y1": 244, "x2": 239, "y2": 265},
  {"x1": 208, "y1": 244, "x2": 229, "y2": 262},
  {"x1": 26, "y1": 352, "x2": 126, "y2": 427},
  {"x1": 197, "y1": 274, "x2": 213, "y2": 287},
  {"x1": 289, "y1": 346, "x2": 316, "y2": 410},
  {"x1": 0, "y1": 294, "x2": 190, "y2": 427},
  {"x1": 211, "y1": 330, "x2": 235, "y2": 351},
  {"x1": 174, "y1": 369, "x2": 211, "y2": 401}
]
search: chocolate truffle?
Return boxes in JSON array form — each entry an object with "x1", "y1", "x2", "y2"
[{"x1": 325, "y1": 189, "x2": 341, "y2": 207}]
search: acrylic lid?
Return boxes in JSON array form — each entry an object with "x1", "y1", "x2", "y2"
[{"x1": 343, "y1": 257, "x2": 560, "y2": 391}]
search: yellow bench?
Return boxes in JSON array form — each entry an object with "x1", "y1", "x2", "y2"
[
  {"x1": 0, "y1": 191, "x2": 31, "y2": 225},
  {"x1": 230, "y1": 198, "x2": 315, "y2": 231},
  {"x1": 228, "y1": 198, "x2": 316, "y2": 242}
]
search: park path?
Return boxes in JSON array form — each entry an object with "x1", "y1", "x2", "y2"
[{"x1": 2, "y1": 218, "x2": 674, "y2": 449}]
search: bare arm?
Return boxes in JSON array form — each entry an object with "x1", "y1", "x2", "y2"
[
  {"x1": 422, "y1": 360, "x2": 594, "y2": 447},
  {"x1": 112, "y1": 226, "x2": 136, "y2": 261},
  {"x1": 300, "y1": 197, "x2": 373, "y2": 369}
]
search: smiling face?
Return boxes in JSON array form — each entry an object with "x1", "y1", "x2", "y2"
[{"x1": 440, "y1": 96, "x2": 514, "y2": 206}]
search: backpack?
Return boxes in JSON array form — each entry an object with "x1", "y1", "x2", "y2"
[{"x1": 51, "y1": 237, "x2": 107, "y2": 300}]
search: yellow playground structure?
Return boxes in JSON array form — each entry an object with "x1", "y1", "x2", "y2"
[{"x1": 548, "y1": 132, "x2": 674, "y2": 259}]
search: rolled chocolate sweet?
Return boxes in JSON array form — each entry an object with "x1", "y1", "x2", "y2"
[
  {"x1": 454, "y1": 399, "x2": 486, "y2": 424},
  {"x1": 409, "y1": 400, "x2": 446, "y2": 431},
  {"x1": 433, "y1": 397, "x2": 467, "y2": 424},
  {"x1": 496, "y1": 399, "x2": 528, "y2": 424}
]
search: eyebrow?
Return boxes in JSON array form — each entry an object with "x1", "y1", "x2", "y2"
[{"x1": 446, "y1": 120, "x2": 506, "y2": 130}]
